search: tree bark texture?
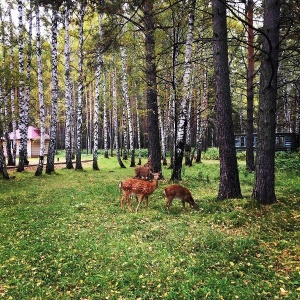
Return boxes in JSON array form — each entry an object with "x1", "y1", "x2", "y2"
[
  {"x1": 35, "y1": 4, "x2": 46, "y2": 176},
  {"x1": 246, "y1": 0, "x2": 255, "y2": 171},
  {"x1": 253, "y1": 0, "x2": 280, "y2": 205},
  {"x1": 212, "y1": 0, "x2": 242, "y2": 199},
  {"x1": 143, "y1": 0, "x2": 161, "y2": 174},
  {"x1": 46, "y1": 6, "x2": 59, "y2": 174},
  {"x1": 171, "y1": 0, "x2": 195, "y2": 180}
]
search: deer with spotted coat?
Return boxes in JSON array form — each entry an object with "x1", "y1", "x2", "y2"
[{"x1": 119, "y1": 172, "x2": 160, "y2": 212}]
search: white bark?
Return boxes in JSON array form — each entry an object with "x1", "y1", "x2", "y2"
[
  {"x1": 64, "y1": 4, "x2": 73, "y2": 169},
  {"x1": 35, "y1": 3, "x2": 46, "y2": 175},
  {"x1": 120, "y1": 45, "x2": 135, "y2": 165},
  {"x1": 17, "y1": 0, "x2": 27, "y2": 171},
  {"x1": 75, "y1": 1, "x2": 86, "y2": 170},
  {"x1": 94, "y1": 13, "x2": 103, "y2": 169},
  {"x1": 103, "y1": 76, "x2": 109, "y2": 158},
  {"x1": 46, "y1": 5, "x2": 59, "y2": 174},
  {"x1": 113, "y1": 68, "x2": 125, "y2": 168}
]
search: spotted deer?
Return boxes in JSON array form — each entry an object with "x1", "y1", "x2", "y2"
[{"x1": 119, "y1": 172, "x2": 160, "y2": 212}]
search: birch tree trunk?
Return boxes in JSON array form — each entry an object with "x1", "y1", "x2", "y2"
[
  {"x1": 8, "y1": 0, "x2": 17, "y2": 166},
  {"x1": 46, "y1": 4, "x2": 59, "y2": 174},
  {"x1": 253, "y1": 0, "x2": 280, "y2": 205},
  {"x1": 135, "y1": 88, "x2": 142, "y2": 165},
  {"x1": 24, "y1": 0, "x2": 33, "y2": 158},
  {"x1": 64, "y1": 3, "x2": 73, "y2": 169},
  {"x1": 75, "y1": 1, "x2": 86, "y2": 170},
  {"x1": 171, "y1": 0, "x2": 195, "y2": 180},
  {"x1": 93, "y1": 13, "x2": 103, "y2": 170},
  {"x1": 17, "y1": 0, "x2": 27, "y2": 172},
  {"x1": 195, "y1": 66, "x2": 209, "y2": 163},
  {"x1": 157, "y1": 95, "x2": 167, "y2": 165},
  {"x1": 103, "y1": 76, "x2": 109, "y2": 158},
  {"x1": 212, "y1": 0, "x2": 242, "y2": 199},
  {"x1": 35, "y1": 3, "x2": 46, "y2": 176},
  {"x1": 120, "y1": 45, "x2": 135, "y2": 167},
  {"x1": 0, "y1": 7, "x2": 13, "y2": 167},
  {"x1": 112, "y1": 68, "x2": 126, "y2": 169}
]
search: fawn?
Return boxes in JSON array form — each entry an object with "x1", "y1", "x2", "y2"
[
  {"x1": 119, "y1": 172, "x2": 160, "y2": 212},
  {"x1": 163, "y1": 184, "x2": 199, "y2": 212},
  {"x1": 134, "y1": 156, "x2": 154, "y2": 180}
]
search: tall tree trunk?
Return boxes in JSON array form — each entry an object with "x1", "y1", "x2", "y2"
[
  {"x1": 120, "y1": 45, "x2": 135, "y2": 167},
  {"x1": 157, "y1": 95, "x2": 167, "y2": 165},
  {"x1": 246, "y1": 0, "x2": 255, "y2": 171},
  {"x1": 17, "y1": 0, "x2": 27, "y2": 172},
  {"x1": 253, "y1": 0, "x2": 280, "y2": 205},
  {"x1": 171, "y1": 0, "x2": 195, "y2": 180},
  {"x1": 0, "y1": 7, "x2": 13, "y2": 167},
  {"x1": 212, "y1": 0, "x2": 242, "y2": 199},
  {"x1": 135, "y1": 85, "x2": 142, "y2": 165},
  {"x1": 75, "y1": 1, "x2": 86, "y2": 170},
  {"x1": 103, "y1": 76, "x2": 109, "y2": 158},
  {"x1": 143, "y1": 0, "x2": 161, "y2": 174},
  {"x1": 93, "y1": 13, "x2": 103, "y2": 170},
  {"x1": 46, "y1": 4, "x2": 59, "y2": 174},
  {"x1": 64, "y1": 2, "x2": 73, "y2": 169},
  {"x1": 35, "y1": 2, "x2": 46, "y2": 176},
  {"x1": 112, "y1": 68, "x2": 126, "y2": 168},
  {"x1": 8, "y1": 0, "x2": 17, "y2": 166}
]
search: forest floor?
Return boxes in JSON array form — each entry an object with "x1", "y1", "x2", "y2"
[{"x1": 0, "y1": 151, "x2": 299, "y2": 299}]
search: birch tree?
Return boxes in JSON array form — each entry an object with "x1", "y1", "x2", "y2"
[
  {"x1": 93, "y1": 12, "x2": 103, "y2": 170},
  {"x1": 212, "y1": 0, "x2": 242, "y2": 199},
  {"x1": 120, "y1": 45, "x2": 135, "y2": 167},
  {"x1": 35, "y1": 2, "x2": 46, "y2": 176},
  {"x1": 171, "y1": 0, "x2": 195, "y2": 180},
  {"x1": 17, "y1": 0, "x2": 27, "y2": 172},
  {"x1": 103, "y1": 76, "x2": 109, "y2": 159},
  {"x1": 112, "y1": 68, "x2": 126, "y2": 169},
  {"x1": 64, "y1": 1, "x2": 73, "y2": 169},
  {"x1": 75, "y1": 0, "x2": 86, "y2": 170},
  {"x1": 8, "y1": 0, "x2": 17, "y2": 166},
  {"x1": 46, "y1": 3, "x2": 59, "y2": 174}
]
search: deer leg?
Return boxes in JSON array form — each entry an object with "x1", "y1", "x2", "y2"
[
  {"x1": 126, "y1": 193, "x2": 133, "y2": 212},
  {"x1": 181, "y1": 200, "x2": 186, "y2": 211},
  {"x1": 166, "y1": 196, "x2": 174, "y2": 213},
  {"x1": 136, "y1": 195, "x2": 145, "y2": 212}
]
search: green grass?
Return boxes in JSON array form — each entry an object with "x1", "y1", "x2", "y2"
[{"x1": 0, "y1": 153, "x2": 299, "y2": 299}]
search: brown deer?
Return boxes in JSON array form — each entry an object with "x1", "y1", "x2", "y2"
[
  {"x1": 119, "y1": 172, "x2": 160, "y2": 212},
  {"x1": 163, "y1": 184, "x2": 199, "y2": 212},
  {"x1": 134, "y1": 156, "x2": 154, "y2": 180}
]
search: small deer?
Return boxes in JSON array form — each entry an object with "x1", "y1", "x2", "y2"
[
  {"x1": 134, "y1": 156, "x2": 154, "y2": 180},
  {"x1": 119, "y1": 172, "x2": 160, "y2": 212},
  {"x1": 163, "y1": 184, "x2": 199, "y2": 212}
]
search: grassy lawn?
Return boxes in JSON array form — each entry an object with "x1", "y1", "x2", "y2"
[{"x1": 0, "y1": 152, "x2": 299, "y2": 299}]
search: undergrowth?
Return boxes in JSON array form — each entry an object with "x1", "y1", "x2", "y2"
[{"x1": 0, "y1": 152, "x2": 299, "y2": 299}]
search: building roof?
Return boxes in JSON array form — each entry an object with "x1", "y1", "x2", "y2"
[{"x1": 9, "y1": 126, "x2": 50, "y2": 140}]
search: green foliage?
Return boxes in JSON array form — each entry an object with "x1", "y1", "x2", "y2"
[
  {"x1": 0, "y1": 155, "x2": 299, "y2": 299},
  {"x1": 202, "y1": 147, "x2": 220, "y2": 160}
]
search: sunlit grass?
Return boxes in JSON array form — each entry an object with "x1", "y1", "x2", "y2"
[{"x1": 0, "y1": 152, "x2": 299, "y2": 299}]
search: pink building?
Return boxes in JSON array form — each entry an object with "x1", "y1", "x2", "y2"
[{"x1": 3, "y1": 126, "x2": 50, "y2": 158}]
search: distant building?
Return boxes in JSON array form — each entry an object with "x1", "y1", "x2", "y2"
[
  {"x1": 235, "y1": 132, "x2": 299, "y2": 152},
  {"x1": 3, "y1": 126, "x2": 50, "y2": 158}
]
